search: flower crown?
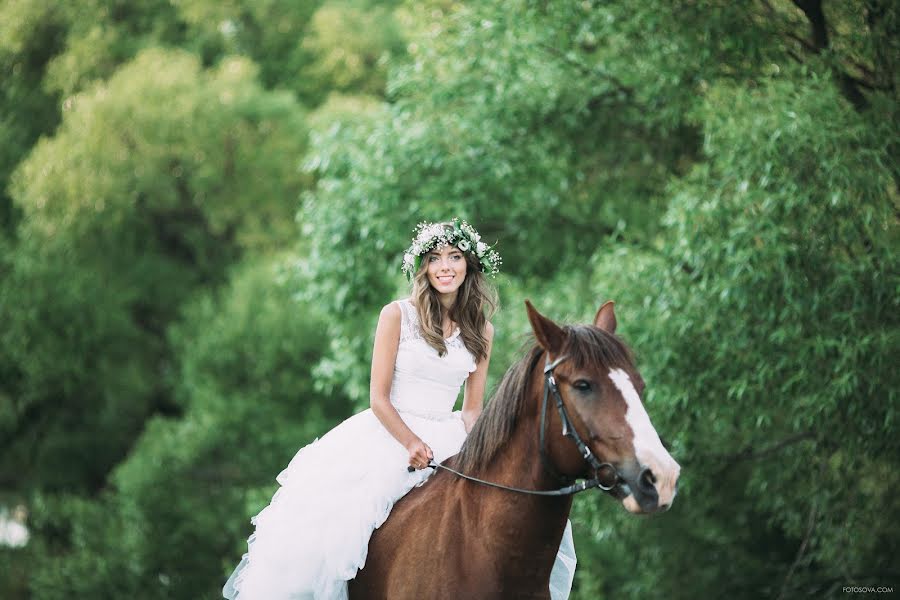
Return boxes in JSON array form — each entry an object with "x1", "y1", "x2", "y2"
[{"x1": 401, "y1": 218, "x2": 502, "y2": 281}]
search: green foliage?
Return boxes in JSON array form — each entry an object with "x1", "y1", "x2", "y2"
[
  {"x1": 25, "y1": 255, "x2": 346, "y2": 599},
  {"x1": 0, "y1": 0, "x2": 66, "y2": 231},
  {"x1": 39, "y1": 0, "x2": 186, "y2": 97},
  {"x1": 0, "y1": 0, "x2": 402, "y2": 231},
  {"x1": 300, "y1": 1, "x2": 772, "y2": 399},
  {"x1": 298, "y1": 1, "x2": 407, "y2": 105},
  {"x1": 171, "y1": 0, "x2": 406, "y2": 106},
  {"x1": 299, "y1": 1, "x2": 897, "y2": 597},
  {"x1": 1, "y1": 0, "x2": 897, "y2": 598},
  {"x1": 172, "y1": 0, "x2": 323, "y2": 95},
  {"x1": 17, "y1": 47, "x2": 308, "y2": 252},
  {"x1": 1, "y1": 47, "x2": 308, "y2": 490},
  {"x1": 569, "y1": 71, "x2": 898, "y2": 598}
]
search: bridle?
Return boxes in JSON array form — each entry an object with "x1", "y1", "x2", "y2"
[{"x1": 414, "y1": 353, "x2": 629, "y2": 498}]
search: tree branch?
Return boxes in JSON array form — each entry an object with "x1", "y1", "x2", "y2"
[
  {"x1": 759, "y1": 0, "x2": 777, "y2": 17},
  {"x1": 785, "y1": 31, "x2": 819, "y2": 53},
  {"x1": 777, "y1": 496, "x2": 819, "y2": 600},
  {"x1": 792, "y1": 0, "x2": 829, "y2": 49},
  {"x1": 785, "y1": 49, "x2": 805, "y2": 65},
  {"x1": 703, "y1": 431, "x2": 818, "y2": 464},
  {"x1": 791, "y1": 0, "x2": 870, "y2": 110},
  {"x1": 536, "y1": 42, "x2": 634, "y2": 100},
  {"x1": 782, "y1": 31, "x2": 884, "y2": 91}
]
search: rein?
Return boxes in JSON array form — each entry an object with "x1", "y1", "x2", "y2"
[
  {"x1": 420, "y1": 460, "x2": 604, "y2": 496},
  {"x1": 410, "y1": 354, "x2": 626, "y2": 498}
]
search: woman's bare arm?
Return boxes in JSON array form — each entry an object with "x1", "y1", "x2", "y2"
[
  {"x1": 369, "y1": 302, "x2": 433, "y2": 467},
  {"x1": 461, "y1": 321, "x2": 494, "y2": 433}
]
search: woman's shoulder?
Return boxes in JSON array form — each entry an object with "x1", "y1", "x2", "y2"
[
  {"x1": 380, "y1": 299, "x2": 404, "y2": 316},
  {"x1": 379, "y1": 298, "x2": 415, "y2": 324}
]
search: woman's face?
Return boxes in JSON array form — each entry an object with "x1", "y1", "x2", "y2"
[{"x1": 426, "y1": 245, "x2": 468, "y2": 295}]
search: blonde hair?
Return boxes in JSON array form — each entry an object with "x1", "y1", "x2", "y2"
[{"x1": 410, "y1": 224, "x2": 498, "y2": 361}]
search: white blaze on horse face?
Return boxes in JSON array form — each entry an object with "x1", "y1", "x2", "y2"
[{"x1": 608, "y1": 368, "x2": 680, "y2": 509}]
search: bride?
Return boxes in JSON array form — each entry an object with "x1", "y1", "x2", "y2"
[{"x1": 223, "y1": 219, "x2": 576, "y2": 599}]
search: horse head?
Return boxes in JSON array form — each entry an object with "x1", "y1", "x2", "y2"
[{"x1": 525, "y1": 300, "x2": 680, "y2": 514}]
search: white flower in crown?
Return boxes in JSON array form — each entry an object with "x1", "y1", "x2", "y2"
[
  {"x1": 457, "y1": 239, "x2": 471, "y2": 251},
  {"x1": 476, "y1": 241, "x2": 487, "y2": 256}
]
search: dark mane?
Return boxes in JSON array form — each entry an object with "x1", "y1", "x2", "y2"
[{"x1": 454, "y1": 324, "x2": 635, "y2": 473}]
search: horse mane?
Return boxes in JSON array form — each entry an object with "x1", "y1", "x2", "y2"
[{"x1": 454, "y1": 324, "x2": 636, "y2": 473}]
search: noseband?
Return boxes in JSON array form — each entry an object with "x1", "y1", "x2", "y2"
[{"x1": 415, "y1": 353, "x2": 628, "y2": 498}]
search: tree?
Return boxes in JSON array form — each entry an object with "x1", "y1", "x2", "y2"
[
  {"x1": 577, "y1": 70, "x2": 897, "y2": 599},
  {"x1": 1, "y1": 48, "x2": 309, "y2": 492},
  {"x1": 298, "y1": 1, "x2": 898, "y2": 597},
  {"x1": 23, "y1": 255, "x2": 346, "y2": 599}
]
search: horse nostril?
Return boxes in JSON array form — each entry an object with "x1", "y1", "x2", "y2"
[{"x1": 639, "y1": 467, "x2": 657, "y2": 490}]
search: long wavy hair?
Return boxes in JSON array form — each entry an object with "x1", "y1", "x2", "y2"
[{"x1": 410, "y1": 223, "x2": 498, "y2": 361}]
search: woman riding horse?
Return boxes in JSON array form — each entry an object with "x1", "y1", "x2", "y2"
[{"x1": 352, "y1": 299, "x2": 681, "y2": 598}]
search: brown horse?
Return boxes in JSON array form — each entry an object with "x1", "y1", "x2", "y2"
[{"x1": 350, "y1": 300, "x2": 681, "y2": 599}]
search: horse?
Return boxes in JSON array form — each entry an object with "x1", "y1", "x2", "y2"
[{"x1": 349, "y1": 300, "x2": 681, "y2": 599}]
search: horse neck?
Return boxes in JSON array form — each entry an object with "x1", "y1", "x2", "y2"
[
  {"x1": 475, "y1": 365, "x2": 567, "y2": 487},
  {"x1": 474, "y1": 415, "x2": 570, "y2": 494},
  {"x1": 462, "y1": 379, "x2": 574, "y2": 555}
]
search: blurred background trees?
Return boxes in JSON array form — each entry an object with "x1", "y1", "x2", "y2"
[{"x1": 0, "y1": 0, "x2": 896, "y2": 598}]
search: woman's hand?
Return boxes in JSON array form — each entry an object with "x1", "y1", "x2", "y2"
[{"x1": 406, "y1": 437, "x2": 434, "y2": 470}]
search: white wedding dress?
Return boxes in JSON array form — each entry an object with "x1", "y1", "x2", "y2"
[{"x1": 223, "y1": 298, "x2": 576, "y2": 599}]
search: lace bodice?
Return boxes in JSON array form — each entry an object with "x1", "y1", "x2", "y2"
[{"x1": 390, "y1": 298, "x2": 477, "y2": 418}]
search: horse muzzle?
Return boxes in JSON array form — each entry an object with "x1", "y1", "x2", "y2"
[{"x1": 619, "y1": 464, "x2": 678, "y2": 514}]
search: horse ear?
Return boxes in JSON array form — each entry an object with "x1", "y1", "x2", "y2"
[
  {"x1": 525, "y1": 300, "x2": 566, "y2": 354},
  {"x1": 594, "y1": 300, "x2": 617, "y2": 334}
]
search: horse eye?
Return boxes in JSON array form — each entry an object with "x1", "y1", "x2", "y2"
[{"x1": 573, "y1": 380, "x2": 592, "y2": 392}]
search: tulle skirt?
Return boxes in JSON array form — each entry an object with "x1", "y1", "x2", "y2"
[{"x1": 223, "y1": 408, "x2": 576, "y2": 599}]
